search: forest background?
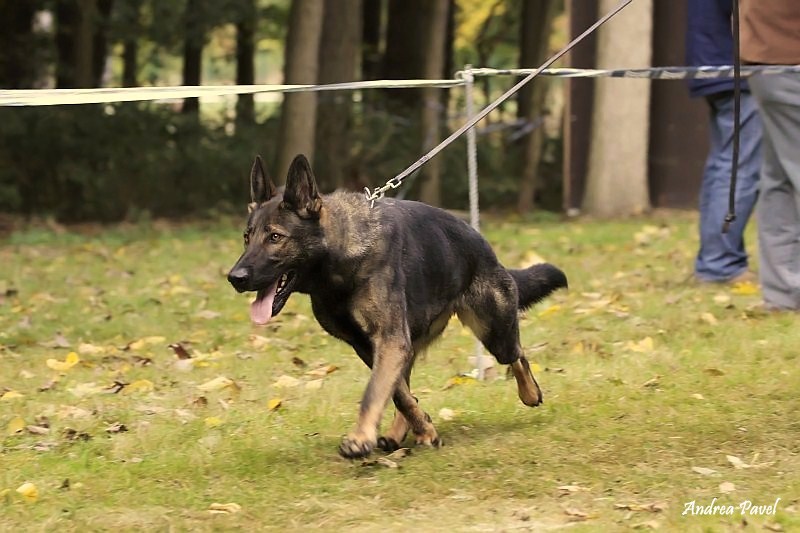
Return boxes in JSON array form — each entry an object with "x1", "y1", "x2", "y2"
[{"x1": 0, "y1": 0, "x2": 567, "y2": 222}]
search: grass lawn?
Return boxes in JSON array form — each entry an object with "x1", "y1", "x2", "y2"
[{"x1": 1, "y1": 211, "x2": 798, "y2": 532}]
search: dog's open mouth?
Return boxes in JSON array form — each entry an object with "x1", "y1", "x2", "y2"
[{"x1": 250, "y1": 271, "x2": 296, "y2": 325}]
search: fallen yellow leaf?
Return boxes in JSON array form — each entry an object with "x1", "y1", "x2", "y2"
[
  {"x1": 1, "y1": 390, "x2": 24, "y2": 401},
  {"x1": 168, "y1": 286, "x2": 192, "y2": 296},
  {"x1": 46, "y1": 351, "x2": 80, "y2": 371},
  {"x1": 305, "y1": 364, "x2": 339, "y2": 377},
  {"x1": 68, "y1": 382, "x2": 108, "y2": 397},
  {"x1": 16, "y1": 482, "x2": 38, "y2": 503},
  {"x1": 731, "y1": 281, "x2": 759, "y2": 296},
  {"x1": 7, "y1": 416, "x2": 25, "y2": 435},
  {"x1": 537, "y1": 304, "x2": 562, "y2": 318},
  {"x1": 78, "y1": 343, "x2": 104, "y2": 355},
  {"x1": 519, "y1": 251, "x2": 547, "y2": 268},
  {"x1": 128, "y1": 336, "x2": 166, "y2": 351},
  {"x1": 305, "y1": 379, "x2": 324, "y2": 390},
  {"x1": 557, "y1": 484, "x2": 586, "y2": 494},
  {"x1": 249, "y1": 334, "x2": 271, "y2": 349},
  {"x1": 209, "y1": 502, "x2": 242, "y2": 514},
  {"x1": 271, "y1": 375, "x2": 301, "y2": 389},
  {"x1": 627, "y1": 337, "x2": 654, "y2": 353},
  {"x1": 442, "y1": 375, "x2": 477, "y2": 390},
  {"x1": 204, "y1": 416, "x2": 223, "y2": 428},
  {"x1": 198, "y1": 376, "x2": 237, "y2": 392},
  {"x1": 700, "y1": 312, "x2": 718, "y2": 326},
  {"x1": 124, "y1": 379, "x2": 155, "y2": 394},
  {"x1": 438, "y1": 408, "x2": 455, "y2": 421},
  {"x1": 691, "y1": 466, "x2": 717, "y2": 476},
  {"x1": 267, "y1": 398, "x2": 283, "y2": 411},
  {"x1": 713, "y1": 293, "x2": 731, "y2": 305}
]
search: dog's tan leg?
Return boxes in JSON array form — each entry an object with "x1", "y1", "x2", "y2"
[
  {"x1": 394, "y1": 380, "x2": 440, "y2": 447},
  {"x1": 378, "y1": 382, "x2": 440, "y2": 451},
  {"x1": 510, "y1": 355, "x2": 543, "y2": 407},
  {"x1": 378, "y1": 410, "x2": 410, "y2": 451},
  {"x1": 339, "y1": 337, "x2": 408, "y2": 459},
  {"x1": 458, "y1": 274, "x2": 544, "y2": 408}
]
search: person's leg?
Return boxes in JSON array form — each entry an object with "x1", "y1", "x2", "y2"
[
  {"x1": 749, "y1": 74, "x2": 800, "y2": 310},
  {"x1": 695, "y1": 92, "x2": 762, "y2": 282}
]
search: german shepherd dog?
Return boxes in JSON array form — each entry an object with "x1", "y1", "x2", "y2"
[{"x1": 228, "y1": 154, "x2": 567, "y2": 459}]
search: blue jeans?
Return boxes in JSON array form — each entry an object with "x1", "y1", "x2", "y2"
[{"x1": 695, "y1": 91, "x2": 762, "y2": 282}]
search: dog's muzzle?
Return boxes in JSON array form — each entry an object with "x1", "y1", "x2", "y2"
[{"x1": 227, "y1": 267, "x2": 250, "y2": 293}]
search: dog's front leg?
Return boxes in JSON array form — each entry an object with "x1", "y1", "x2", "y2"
[{"x1": 339, "y1": 336, "x2": 408, "y2": 459}]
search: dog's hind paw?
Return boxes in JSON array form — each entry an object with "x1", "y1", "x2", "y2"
[
  {"x1": 339, "y1": 434, "x2": 375, "y2": 459},
  {"x1": 377, "y1": 436, "x2": 401, "y2": 452}
]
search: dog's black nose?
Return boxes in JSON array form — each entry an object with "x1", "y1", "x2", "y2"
[{"x1": 227, "y1": 267, "x2": 250, "y2": 292}]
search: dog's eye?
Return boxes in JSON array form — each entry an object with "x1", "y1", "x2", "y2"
[{"x1": 268, "y1": 232, "x2": 282, "y2": 243}]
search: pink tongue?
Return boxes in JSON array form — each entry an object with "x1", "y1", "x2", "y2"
[{"x1": 250, "y1": 282, "x2": 278, "y2": 325}]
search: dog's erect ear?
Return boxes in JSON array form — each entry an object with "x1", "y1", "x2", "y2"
[
  {"x1": 282, "y1": 154, "x2": 322, "y2": 219},
  {"x1": 249, "y1": 155, "x2": 277, "y2": 208}
]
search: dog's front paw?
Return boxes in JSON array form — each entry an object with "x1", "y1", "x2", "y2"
[{"x1": 339, "y1": 433, "x2": 376, "y2": 459}]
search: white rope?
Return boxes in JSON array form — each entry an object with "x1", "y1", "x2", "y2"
[
  {"x1": 0, "y1": 79, "x2": 464, "y2": 107},
  {"x1": 5, "y1": 64, "x2": 800, "y2": 107},
  {"x1": 463, "y1": 65, "x2": 490, "y2": 380},
  {"x1": 5, "y1": 65, "x2": 799, "y2": 107},
  {"x1": 468, "y1": 64, "x2": 800, "y2": 79},
  {"x1": 465, "y1": 69, "x2": 480, "y2": 234}
]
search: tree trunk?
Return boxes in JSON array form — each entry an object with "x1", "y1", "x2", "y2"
[
  {"x1": 474, "y1": 0, "x2": 504, "y2": 125},
  {"x1": 56, "y1": 0, "x2": 96, "y2": 89},
  {"x1": 441, "y1": 0, "x2": 456, "y2": 112},
  {"x1": 383, "y1": 0, "x2": 426, "y2": 107},
  {"x1": 182, "y1": 0, "x2": 205, "y2": 116},
  {"x1": 517, "y1": 0, "x2": 557, "y2": 120},
  {"x1": 275, "y1": 0, "x2": 325, "y2": 177},
  {"x1": 92, "y1": 0, "x2": 114, "y2": 87},
  {"x1": 582, "y1": 0, "x2": 653, "y2": 217},
  {"x1": 75, "y1": 0, "x2": 96, "y2": 87},
  {"x1": 121, "y1": 0, "x2": 142, "y2": 87},
  {"x1": 0, "y1": 1, "x2": 38, "y2": 88},
  {"x1": 417, "y1": 0, "x2": 449, "y2": 206},
  {"x1": 516, "y1": 0, "x2": 558, "y2": 213},
  {"x1": 56, "y1": 0, "x2": 77, "y2": 88},
  {"x1": 235, "y1": 0, "x2": 257, "y2": 127},
  {"x1": 314, "y1": 0, "x2": 362, "y2": 191},
  {"x1": 361, "y1": 0, "x2": 382, "y2": 81}
]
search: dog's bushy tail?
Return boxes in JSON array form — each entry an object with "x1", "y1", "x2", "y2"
[{"x1": 508, "y1": 263, "x2": 568, "y2": 311}]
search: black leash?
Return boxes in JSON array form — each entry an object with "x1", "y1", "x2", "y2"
[{"x1": 722, "y1": 0, "x2": 741, "y2": 233}]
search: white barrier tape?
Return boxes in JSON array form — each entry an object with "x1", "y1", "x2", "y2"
[
  {"x1": 4, "y1": 65, "x2": 799, "y2": 107},
  {"x1": 466, "y1": 65, "x2": 800, "y2": 80},
  {"x1": 0, "y1": 79, "x2": 464, "y2": 107}
]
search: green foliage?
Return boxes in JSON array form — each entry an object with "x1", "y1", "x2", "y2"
[
  {"x1": 0, "y1": 104, "x2": 274, "y2": 222},
  {"x1": 0, "y1": 0, "x2": 563, "y2": 220}
]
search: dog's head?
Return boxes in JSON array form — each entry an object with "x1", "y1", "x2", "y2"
[{"x1": 227, "y1": 154, "x2": 325, "y2": 325}]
